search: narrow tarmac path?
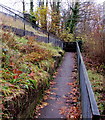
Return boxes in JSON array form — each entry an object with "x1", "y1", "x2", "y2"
[{"x1": 37, "y1": 52, "x2": 76, "y2": 119}]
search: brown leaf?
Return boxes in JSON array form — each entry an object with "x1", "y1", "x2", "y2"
[
  {"x1": 50, "y1": 82, "x2": 56, "y2": 85},
  {"x1": 67, "y1": 82, "x2": 73, "y2": 86}
]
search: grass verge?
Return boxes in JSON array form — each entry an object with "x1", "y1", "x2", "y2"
[{"x1": 88, "y1": 70, "x2": 105, "y2": 115}]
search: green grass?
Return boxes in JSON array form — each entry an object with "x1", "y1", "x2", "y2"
[
  {"x1": 15, "y1": 36, "x2": 28, "y2": 44},
  {"x1": 88, "y1": 70, "x2": 105, "y2": 114}
]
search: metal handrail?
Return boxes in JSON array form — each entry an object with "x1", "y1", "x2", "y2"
[
  {"x1": 76, "y1": 42, "x2": 100, "y2": 119},
  {"x1": 0, "y1": 4, "x2": 28, "y2": 22},
  {"x1": 0, "y1": 3, "x2": 23, "y2": 15},
  {"x1": 0, "y1": 4, "x2": 62, "y2": 39},
  {"x1": 0, "y1": 4, "x2": 63, "y2": 48}
]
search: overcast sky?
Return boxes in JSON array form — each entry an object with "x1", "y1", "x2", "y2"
[
  {"x1": 0, "y1": 0, "x2": 105, "y2": 12},
  {"x1": 0, "y1": 0, "x2": 38, "y2": 12}
]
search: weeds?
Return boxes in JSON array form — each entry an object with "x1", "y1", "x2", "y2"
[
  {"x1": 88, "y1": 70, "x2": 105, "y2": 114},
  {"x1": 1, "y1": 29, "x2": 64, "y2": 98}
]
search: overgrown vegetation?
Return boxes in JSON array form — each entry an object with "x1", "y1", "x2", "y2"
[
  {"x1": 1, "y1": 29, "x2": 63, "y2": 95},
  {"x1": 88, "y1": 70, "x2": 105, "y2": 115},
  {"x1": 77, "y1": 2, "x2": 105, "y2": 65},
  {"x1": 59, "y1": 29, "x2": 75, "y2": 42},
  {"x1": 76, "y1": 1, "x2": 105, "y2": 115},
  {"x1": 0, "y1": 29, "x2": 64, "y2": 118}
]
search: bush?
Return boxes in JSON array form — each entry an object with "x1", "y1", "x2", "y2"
[
  {"x1": 1, "y1": 29, "x2": 64, "y2": 97},
  {"x1": 59, "y1": 29, "x2": 75, "y2": 42}
]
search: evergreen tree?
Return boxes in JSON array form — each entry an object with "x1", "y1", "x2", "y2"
[
  {"x1": 30, "y1": 0, "x2": 33, "y2": 13},
  {"x1": 66, "y1": 2, "x2": 80, "y2": 33}
]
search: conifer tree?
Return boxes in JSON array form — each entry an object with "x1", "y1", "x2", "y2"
[{"x1": 66, "y1": 1, "x2": 80, "y2": 33}]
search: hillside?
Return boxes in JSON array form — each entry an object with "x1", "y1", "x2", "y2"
[
  {"x1": 0, "y1": 12, "x2": 47, "y2": 37},
  {"x1": 0, "y1": 29, "x2": 64, "y2": 118}
]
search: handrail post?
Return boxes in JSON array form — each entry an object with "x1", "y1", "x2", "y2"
[{"x1": 48, "y1": 32, "x2": 49, "y2": 43}]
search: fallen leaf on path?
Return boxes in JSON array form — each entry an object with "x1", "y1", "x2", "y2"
[
  {"x1": 41, "y1": 102, "x2": 49, "y2": 107},
  {"x1": 50, "y1": 81, "x2": 57, "y2": 85},
  {"x1": 50, "y1": 92, "x2": 56, "y2": 95},
  {"x1": 45, "y1": 90, "x2": 51, "y2": 94},
  {"x1": 67, "y1": 82, "x2": 73, "y2": 86},
  {"x1": 43, "y1": 95, "x2": 49, "y2": 100},
  {"x1": 56, "y1": 101, "x2": 63, "y2": 104},
  {"x1": 62, "y1": 95, "x2": 68, "y2": 99},
  {"x1": 52, "y1": 87, "x2": 58, "y2": 90},
  {"x1": 53, "y1": 75, "x2": 56, "y2": 78},
  {"x1": 72, "y1": 88, "x2": 77, "y2": 92},
  {"x1": 59, "y1": 106, "x2": 67, "y2": 115},
  {"x1": 49, "y1": 96, "x2": 56, "y2": 100}
]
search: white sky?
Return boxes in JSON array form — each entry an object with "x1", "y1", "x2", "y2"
[
  {"x1": 96, "y1": 0, "x2": 105, "y2": 3},
  {"x1": 0, "y1": 0, "x2": 38, "y2": 12},
  {"x1": 0, "y1": 0, "x2": 105, "y2": 12}
]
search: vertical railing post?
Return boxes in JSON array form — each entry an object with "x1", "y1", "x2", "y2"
[
  {"x1": 15, "y1": 14, "x2": 16, "y2": 21},
  {"x1": 48, "y1": 32, "x2": 49, "y2": 43},
  {"x1": 22, "y1": 0, "x2": 25, "y2": 36}
]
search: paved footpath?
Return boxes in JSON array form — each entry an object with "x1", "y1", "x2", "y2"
[{"x1": 38, "y1": 52, "x2": 75, "y2": 119}]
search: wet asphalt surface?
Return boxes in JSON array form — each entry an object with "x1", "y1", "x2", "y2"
[{"x1": 38, "y1": 52, "x2": 75, "y2": 119}]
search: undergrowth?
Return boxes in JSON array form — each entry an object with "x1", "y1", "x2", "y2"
[
  {"x1": 88, "y1": 70, "x2": 105, "y2": 115},
  {"x1": 0, "y1": 29, "x2": 64, "y2": 111},
  {"x1": 0, "y1": 28, "x2": 64, "y2": 118}
]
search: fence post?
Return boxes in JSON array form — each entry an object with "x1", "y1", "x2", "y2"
[
  {"x1": 15, "y1": 14, "x2": 16, "y2": 21},
  {"x1": 48, "y1": 32, "x2": 49, "y2": 43}
]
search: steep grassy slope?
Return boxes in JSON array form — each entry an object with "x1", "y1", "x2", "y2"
[
  {"x1": 0, "y1": 29, "x2": 64, "y2": 118},
  {"x1": 0, "y1": 13, "x2": 47, "y2": 37}
]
